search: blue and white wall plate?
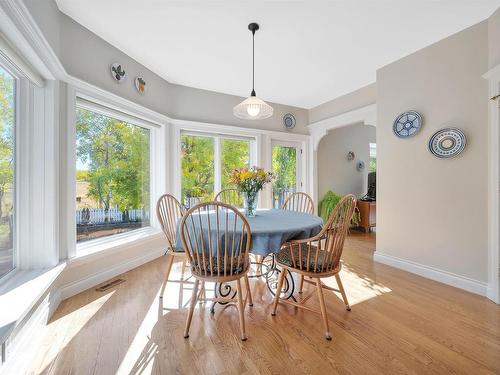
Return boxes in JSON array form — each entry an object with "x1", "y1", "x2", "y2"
[
  {"x1": 283, "y1": 113, "x2": 296, "y2": 130},
  {"x1": 428, "y1": 128, "x2": 467, "y2": 159},
  {"x1": 393, "y1": 110, "x2": 423, "y2": 138}
]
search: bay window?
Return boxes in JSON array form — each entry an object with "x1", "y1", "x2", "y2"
[
  {"x1": 181, "y1": 133, "x2": 253, "y2": 206},
  {"x1": 75, "y1": 106, "x2": 151, "y2": 243}
]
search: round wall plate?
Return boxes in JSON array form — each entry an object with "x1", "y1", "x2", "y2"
[
  {"x1": 110, "y1": 63, "x2": 126, "y2": 83},
  {"x1": 428, "y1": 128, "x2": 466, "y2": 159},
  {"x1": 393, "y1": 111, "x2": 422, "y2": 138},
  {"x1": 283, "y1": 113, "x2": 296, "y2": 130},
  {"x1": 135, "y1": 76, "x2": 146, "y2": 94},
  {"x1": 356, "y1": 161, "x2": 365, "y2": 171}
]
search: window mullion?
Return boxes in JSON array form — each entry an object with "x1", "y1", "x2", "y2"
[{"x1": 214, "y1": 137, "x2": 221, "y2": 195}]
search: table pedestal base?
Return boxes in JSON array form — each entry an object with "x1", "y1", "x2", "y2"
[{"x1": 211, "y1": 254, "x2": 296, "y2": 313}]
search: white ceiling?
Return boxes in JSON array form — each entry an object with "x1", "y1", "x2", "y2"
[{"x1": 56, "y1": 0, "x2": 499, "y2": 109}]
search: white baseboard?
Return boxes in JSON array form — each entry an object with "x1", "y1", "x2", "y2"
[
  {"x1": 374, "y1": 251, "x2": 488, "y2": 296},
  {"x1": 486, "y1": 285, "x2": 500, "y2": 304},
  {"x1": 60, "y1": 246, "x2": 165, "y2": 300}
]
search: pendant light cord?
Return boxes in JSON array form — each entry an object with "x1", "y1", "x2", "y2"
[{"x1": 251, "y1": 29, "x2": 256, "y2": 96}]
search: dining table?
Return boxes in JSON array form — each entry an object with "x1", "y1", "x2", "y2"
[{"x1": 175, "y1": 208, "x2": 324, "y2": 310}]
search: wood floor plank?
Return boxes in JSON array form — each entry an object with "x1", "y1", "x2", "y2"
[{"x1": 28, "y1": 232, "x2": 500, "y2": 375}]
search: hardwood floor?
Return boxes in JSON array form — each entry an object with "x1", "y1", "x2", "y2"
[{"x1": 29, "y1": 232, "x2": 500, "y2": 375}]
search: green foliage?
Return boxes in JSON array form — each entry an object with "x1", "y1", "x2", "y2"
[
  {"x1": 221, "y1": 139, "x2": 250, "y2": 189},
  {"x1": 180, "y1": 135, "x2": 251, "y2": 203},
  {"x1": 181, "y1": 135, "x2": 214, "y2": 202},
  {"x1": 369, "y1": 158, "x2": 377, "y2": 172},
  {"x1": 318, "y1": 191, "x2": 342, "y2": 222},
  {"x1": 272, "y1": 146, "x2": 296, "y2": 192},
  {"x1": 0, "y1": 68, "x2": 14, "y2": 219},
  {"x1": 76, "y1": 170, "x2": 89, "y2": 181},
  {"x1": 76, "y1": 108, "x2": 150, "y2": 213},
  {"x1": 318, "y1": 190, "x2": 360, "y2": 225}
]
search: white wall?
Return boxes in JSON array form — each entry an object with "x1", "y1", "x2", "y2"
[
  {"x1": 488, "y1": 7, "x2": 500, "y2": 69},
  {"x1": 317, "y1": 124, "x2": 375, "y2": 200},
  {"x1": 376, "y1": 21, "x2": 489, "y2": 287},
  {"x1": 309, "y1": 83, "x2": 376, "y2": 124}
]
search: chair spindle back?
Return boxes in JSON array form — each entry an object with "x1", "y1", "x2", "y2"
[
  {"x1": 214, "y1": 188, "x2": 243, "y2": 208},
  {"x1": 285, "y1": 194, "x2": 356, "y2": 273},
  {"x1": 180, "y1": 202, "x2": 251, "y2": 278},
  {"x1": 156, "y1": 194, "x2": 185, "y2": 251},
  {"x1": 281, "y1": 192, "x2": 315, "y2": 214}
]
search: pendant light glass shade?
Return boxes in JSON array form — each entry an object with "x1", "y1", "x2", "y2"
[
  {"x1": 234, "y1": 22, "x2": 273, "y2": 120},
  {"x1": 233, "y1": 95, "x2": 273, "y2": 120}
]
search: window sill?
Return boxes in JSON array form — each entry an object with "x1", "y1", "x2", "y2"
[
  {"x1": 0, "y1": 263, "x2": 66, "y2": 346},
  {"x1": 69, "y1": 227, "x2": 164, "y2": 268}
]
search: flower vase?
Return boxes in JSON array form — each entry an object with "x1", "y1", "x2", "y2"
[{"x1": 243, "y1": 191, "x2": 258, "y2": 217}]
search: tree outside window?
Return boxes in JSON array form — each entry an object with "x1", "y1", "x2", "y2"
[
  {"x1": 76, "y1": 108, "x2": 150, "y2": 243},
  {"x1": 180, "y1": 134, "x2": 251, "y2": 206},
  {"x1": 272, "y1": 146, "x2": 297, "y2": 208}
]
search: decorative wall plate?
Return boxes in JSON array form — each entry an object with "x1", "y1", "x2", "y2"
[
  {"x1": 428, "y1": 128, "x2": 466, "y2": 159},
  {"x1": 135, "y1": 76, "x2": 146, "y2": 94},
  {"x1": 393, "y1": 111, "x2": 422, "y2": 138},
  {"x1": 347, "y1": 151, "x2": 355, "y2": 161},
  {"x1": 283, "y1": 113, "x2": 296, "y2": 130},
  {"x1": 110, "y1": 63, "x2": 126, "y2": 83}
]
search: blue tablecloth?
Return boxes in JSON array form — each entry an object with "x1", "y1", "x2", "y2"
[{"x1": 175, "y1": 209, "x2": 323, "y2": 256}]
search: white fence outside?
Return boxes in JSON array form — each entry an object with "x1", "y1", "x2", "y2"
[{"x1": 76, "y1": 208, "x2": 149, "y2": 225}]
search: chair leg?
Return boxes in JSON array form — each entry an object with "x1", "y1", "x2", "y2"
[
  {"x1": 271, "y1": 268, "x2": 287, "y2": 316},
  {"x1": 256, "y1": 255, "x2": 262, "y2": 275},
  {"x1": 181, "y1": 255, "x2": 187, "y2": 280},
  {"x1": 316, "y1": 278, "x2": 332, "y2": 340},
  {"x1": 159, "y1": 253, "x2": 174, "y2": 299},
  {"x1": 244, "y1": 275, "x2": 253, "y2": 307},
  {"x1": 236, "y1": 278, "x2": 247, "y2": 341},
  {"x1": 298, "y1": 275, "x2": 304, "y2": 294},
  {"x1": 183, "y1": 279, "x2": 200, "y2": 338},
  {"x1": 198, "y1": 281, "x2": 205, "y2": 304},
  {"x1": 335, "y1": 274, "x2": 351, "y2": 311}
]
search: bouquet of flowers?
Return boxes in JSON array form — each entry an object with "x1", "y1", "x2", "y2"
[{"x1": 229, "y1": 167, "x2": 274, "y2": 216}]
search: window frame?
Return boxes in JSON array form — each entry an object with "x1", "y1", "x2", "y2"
[
  {"x1": 66, "y1": 88, "x2": 167, "y2": 258},
  {"x1": 0, "y1": 57, "x2": 18, "y2": 282},
  {"x1": 171, "y1": 119, "x2": 310, "y2": 209},
  {"x1": 179, "y1": 131, "x2": 256, "y2": 202}
]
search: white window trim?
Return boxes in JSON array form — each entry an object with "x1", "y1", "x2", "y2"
[
  {"x1": 179, "y1": 130, "x2": 257, "y2": 200},
  {"x1": 171, "y1": 119, "x2": 310, "y2": 208},
  {"x1": 0, "y1": 56, "x2": 18, "y2": 283},
  {"x1": 0, "y1": 17, "x2": 61, "y2": 360},
  {"x1": 65, "y1": 85, "x2": 167, "y2": 259}
]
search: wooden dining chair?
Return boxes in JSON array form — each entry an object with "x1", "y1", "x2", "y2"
[
  {"x1": 214, "y1": 188, "x2": 243, "y2": 208},
  {"x1": 156, "y1": 194, "x2": 188, "y2": 299},
  {"x1": 281, "y1": 191, "x2": 315, "y2": 292},
  {"x1": 271, "y1": 194, "x2": 357, "y2": 340},
  {"x1": 281, "y1": 192, "x2": 315, "y2": 215},
  {"x1": 180, "y1": 201, "x2": 253, "y2": 341}
]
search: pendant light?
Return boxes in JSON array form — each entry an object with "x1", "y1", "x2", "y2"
[{"x1": 233, "y1": 23, "x2": 274, "y2": 120}]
